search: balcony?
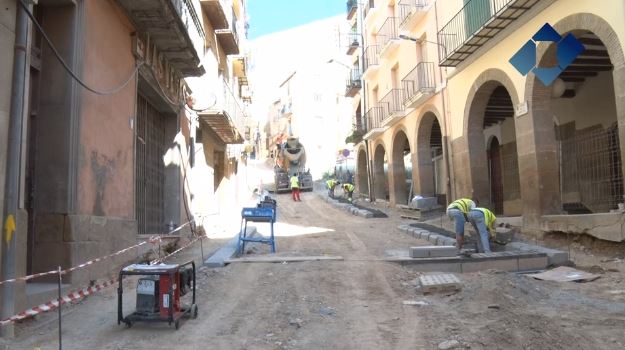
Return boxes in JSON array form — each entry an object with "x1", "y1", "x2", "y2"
[
  {"x1": 363, "y1": 45, "x2": 380, "y2": 80},
  {"x1": 363, "y1": 106, "x2": 386, "y2": 140},
  {"x1": 200, "y1": 0, "x2": 229, "y2": 29},
  {"x1": 379, "y1": 88, "x2": 405, "y2": 128},
  {"x1": 233, "y1": 56, "x2": 248, "y2": 87},
  {"x1": 116, "y1": 0, "x2": 206, "y2": 76},
  {"x1": 198, "y1": 79, "x2": 246, "y2": 144},
  {"x1": 345, "y1": 69, "x2": 362, "y2": 97},
  {"x1": 438, "y1": 0, "x2": 540, "y2": 67},
  {"x1": 346, "y1": 32, "x2": 361, "y2": 55},
  {"x1": 399, "y1": 0, "x2": 429, "y2": 30},
  {"x1": 378, "y1": 17, "x2": 400, "y2": 58},
  {"x1": 402, "y1": 62, "x2": 435, "y2": 108},
  {"x1": 216, "y1": 17, "x2": 240, "y2": 55},
  {"x1": 346, "y1": 0, "x2": 358, "y2": 20}
]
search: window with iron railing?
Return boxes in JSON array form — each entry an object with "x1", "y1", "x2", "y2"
[
  {"x1": 401, "y1": 62, "x2": 435, "y2": 104},
  {"x1": 378, "y1": 17, "x2": 399, "y2": 50},
  {"x1": 365, "y1": 106, "x2": 384, "y2": 130},
  {"x1": 398, "y1": 0, "x2": 429, "y2": 26},
  {"x1": 364, "y1": 45, "x2": 380, "y2": 71},
  {"x1": 380, "y1": 89, "x2": 404, "y2": 118},
  {"x1": 171, "y1": 0, "x2": 206, "y2": 57}
]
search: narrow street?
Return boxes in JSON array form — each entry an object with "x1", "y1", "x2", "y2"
[{"x1": 6, "y1": 189, "x2": 625, "y2": 350}]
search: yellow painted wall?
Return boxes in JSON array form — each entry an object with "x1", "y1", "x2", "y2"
[{"x1": 444, "y1": 0, "x2": 625, "y2": 140}]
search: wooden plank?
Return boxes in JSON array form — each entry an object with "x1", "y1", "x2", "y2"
[{"x1": 225, "y1": 255, "x2": 344, "y2": 264}]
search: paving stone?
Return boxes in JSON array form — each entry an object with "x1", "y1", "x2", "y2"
[
  {"x1": 461, "y1": 258, "x2": 519, "y2": 273},
  {"x1": 419, "y1": 274, "x2": 462, "y2": 293},
  {"x1": 409, "y1": 247, "x2": 430, "y2": 258},
  {"x1": 428, "y1": 234, "x2": 442, "y2": 244},
  {"x1": 505, "y1": 242, "x2": 569, "y2": 265},
  {"x1": 409, "y1": 246, "x2": 457, "y2": 258},
  {"x1": 518, "y1": 256, "x2": 549, "y2": 271}
]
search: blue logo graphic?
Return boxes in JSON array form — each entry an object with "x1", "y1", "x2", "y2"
[{"x1": 509, "y1": 23, "x2": 585, "y2": 86}]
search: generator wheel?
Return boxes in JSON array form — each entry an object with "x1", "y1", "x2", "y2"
[
  {"x1": 191, "y1": 304, "x2": 198, "y2": 319},
  {"x1": 124, "y1": 320, "x2": 132, "y2": 328},
  {"x1": 175, "y1": 320, "x2": 180, "y2": 330}
]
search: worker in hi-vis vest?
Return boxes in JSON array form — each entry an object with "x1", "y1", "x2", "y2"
[
  {"x1": 326, "y1": 178, "x2": 340, "y2": 198},
  {"x1": 290, "y1": 173, "x2": 301, "y2": 202},
  {"x1": 468, "y1": 206, "x2": 496, "y2": 253},
  {"x1": 446, "y1": 198, "x2": 476, "y2": 250},
  {"x1": 342, "y1": 183, "x2": 355, "y2": 202}
]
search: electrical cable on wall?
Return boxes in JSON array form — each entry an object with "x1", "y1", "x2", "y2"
[{"x1": 19, "y1": 0, "x2": 142, "y2": 95}]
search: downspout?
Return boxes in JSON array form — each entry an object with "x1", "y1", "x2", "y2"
[
  {"x1": 359, "y1": 2, "x2": 374, "y2": 202},
  {"x1": 434, "y1": 1, "x2": 455, "y2": 203},
  {"x1": 2, "y1": 2, "x2": 29, "y2": 335}
]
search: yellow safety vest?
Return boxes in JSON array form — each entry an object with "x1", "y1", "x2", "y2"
[
  {"x1": 343, "y1": 183, "x2": 354, "y2": 192},
  {"x1": 475, "y1": 207, "x2": 497, "y2": 236},
  {"x1": 290, "y1": 176, "x2": 300, "y2": 188},
  {"x1": 327, "y1": 179, "x2": 337, "y2": 189},
  {"x1": 447, "y1": 198, "x2": 475, "y2": 214}
]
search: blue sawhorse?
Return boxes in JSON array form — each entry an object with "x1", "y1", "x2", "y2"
[{"x1": 237, "y1": 207, "x2": 276, "y2": 254}]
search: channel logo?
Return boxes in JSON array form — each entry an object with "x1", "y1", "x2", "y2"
[{"x1": 509, "y1": 23, "x2": 585, "y2": 86}]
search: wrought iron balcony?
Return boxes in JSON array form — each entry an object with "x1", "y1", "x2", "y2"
[
  {"x1": 346, "y1": 32, "x2": 361, "y2": 55},
  {"x1": 345, "y1": 69, "x2": 362, "y2": 97},
  {"x1": 398, "y1": 0, "x2": 429, "y2": 30},
  {"x1": 198, "y1": 79, "x2": 246, "y2": 144},
  {"x1": 402, "y1": 62, "x2": 435, "y2": 108},
  {"x1": 215, "y1": 7, "x2": 240, "y2": 55},
  {"x1": 378, "y1": 17, "x2": 400, "y2": 57},
  {"x1": 200, "y1": 0, "x2": 230, "y2": 29},
  {"x1": 363, "y1": 45, "x2": 380, "y2": 79},
  {"x1": 116, "y1": 0, "x2": 206, "y2": 76},
  {"x1": 380, "y1": 88, "x2": 405, "y2": 128},
  {"x1": 437, "y1": 0, "x2": 539, "y2": 67},
  {"x1": 363, "y1": 106, "x2": 386, "y2": 140},
  {"x1": 347, "y1": 0, "x2": 358, "y2": 20}
]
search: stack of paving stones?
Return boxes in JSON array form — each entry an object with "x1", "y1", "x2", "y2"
[
  {"x1": 418, "y1": 274, "x2": 462, "y2": 294},
  {"x1": 398, "y1": 224, "x2": 569, "y2": 266},
  {"x1": 320, "y1": 194, "x2": 377, "y2": 218}
]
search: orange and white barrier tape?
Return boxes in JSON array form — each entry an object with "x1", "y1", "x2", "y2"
[
  {"x1": 150, "y1": 235, "x2": 202, "y2": 265},
  {"x1": 0, "y1": 236, "x2": 161, "y2": 286},
  {"x1": 0, "y1": 277, "x2": 117, "y2": 326}
]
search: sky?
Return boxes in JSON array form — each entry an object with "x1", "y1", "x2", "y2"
[{"x1": 246, "y1": 0, "x2": 344, "y2": 39}]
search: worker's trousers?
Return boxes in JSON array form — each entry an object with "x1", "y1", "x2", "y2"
[
  {"x1": 291, "y1": 187, "x2": 301, "y2": 201},
  {"x1": 468, "y1": 210, "x2": 492, "y2": 253},
  {"x1": 446, "y1": 208, "x2": 466, "y2": 236}
]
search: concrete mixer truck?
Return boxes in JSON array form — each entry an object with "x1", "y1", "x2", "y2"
[{"x1": 274, "y1": 137, "x2": 313, "y2": 193}]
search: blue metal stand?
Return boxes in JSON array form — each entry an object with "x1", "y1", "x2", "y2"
[{"x1": 237, "y1": 207, "x2": 276, "y2": 254}]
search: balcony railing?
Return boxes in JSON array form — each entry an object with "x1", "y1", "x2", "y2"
[
  {"x1": 365, "y1": 106, "x2": 384, "y2": 131},
  {"x1": 399, "y1": 0, "x2": 429, "y2": 28},
  {"x1": 345, "y1": 69, "x2": 362, "y2": 97},
  {"x1": 116, "y1": 0, "x2": 206, "y2": 76},
  {"x1": 346, "y1": 32, "x2": 361, "y2": 55},
  {"x1": 364, "y1": 45, "x2": 380, "y2": 72},
  {"x1": 378, "y1": 17, "x2": 399, "y2": 53},
  {"x1": 401, "y1": 62, "x2": 435, "y2": 107},
  {"x1": 380, "y1": 88, "x2": 404, "y2": 119},
  {"x1": 364, "y1": 0, "x2": 375, "y2": 18},
  {"x1": 437, "y1": 0, "x2": 539, "y2": 66},
  {"x1": 198, "y1": 79, "x2": 246, "y2": 144},
  {"x1": 347, "y1": 0, "x2": 358, "y2": 19},
  {"x1": 216, "y1": 7, "x2": 240, "y2": 55}
]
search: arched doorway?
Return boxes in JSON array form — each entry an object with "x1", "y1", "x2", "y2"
[
  {"x1": 415, "y1": 111, "x2": 446, "y2": 204},
  {"x1": 373, "y1": 144, "x2": 389, "y2": 200},
  {"x1": 391, "y1": 130, "x2": 411, "y2": 205},
  {"x1": 530, "y1": 29, "x2": 623, "y2": 214},
  {"x1": 357, "y1": 148, "x2": 368, "y2": 196},
  {"x1": 488, "y1": 137, "x2": 504, "y2": 214},
  {"x1": 465, "y1": 73, "x2": 521, "y2": 215}
]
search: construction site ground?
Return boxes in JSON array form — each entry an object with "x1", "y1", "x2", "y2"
[{"x1": 5, "y1": 188, "x2": 625, "y2": 349}]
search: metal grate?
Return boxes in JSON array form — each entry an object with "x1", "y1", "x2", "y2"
[
  {"x1": 401, "y1": 62, "x2": 436, "y2": 105},
  {"x1": 136, "y1": 95, "x2": 166, "y2": 235},
  {"x1": 365, "y1": 106, "x2": 384, "y2": 131},
  {"x1": 364, "y1": 45, "x2": 380, "y2": 72},
  {"x1": 378, "y1": 17, "x2": 399, "y2": 51},
  {"x1": 380, "y1": 88, "x2": 404, "y2": 119},
  {"x1": 558, "y1": 125, "x2": 623, "y2": 214}
]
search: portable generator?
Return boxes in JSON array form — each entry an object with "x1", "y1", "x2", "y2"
[{"x1": 118, "y1": 261, "x2": 198, "y2": 330}]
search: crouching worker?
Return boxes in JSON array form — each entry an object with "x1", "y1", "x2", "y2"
[
  {"x1": 342, "y1": 183, "x2": 355, "y2": 202},
  {"x1": 326, "y1": 178, "x2": 340, "y2": 198},
  {"x1": 446, "y1": 198, "x2": 476, "y2": 250},
  {"x1": 468, "y1": 207, "x2": 496, "y2": 253}
]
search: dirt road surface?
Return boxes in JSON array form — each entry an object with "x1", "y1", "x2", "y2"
[{"x1": 5, "y1": 188, "x2": 625, "y2": 349}]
